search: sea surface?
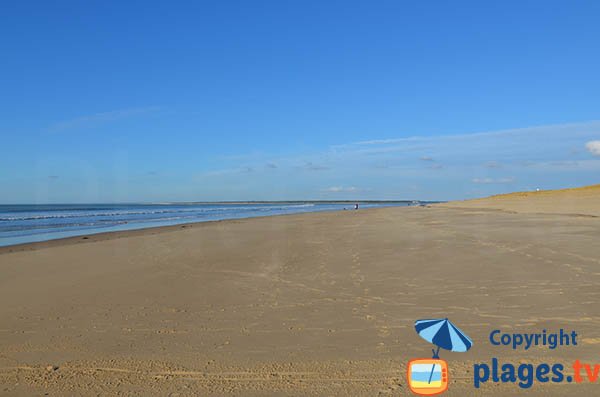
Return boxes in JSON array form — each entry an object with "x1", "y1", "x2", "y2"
[{"x1": 0, "y1": 202, "x2": 415, "y2": 247}]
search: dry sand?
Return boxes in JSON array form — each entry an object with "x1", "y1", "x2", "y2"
[
  {"x1": 439, "y1": 184, "x2": 600, "y2": 217},
  {"x1": 1, "y1": 187, "x2": 600, "y2": 395}
]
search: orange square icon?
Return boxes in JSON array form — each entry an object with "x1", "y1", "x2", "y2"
[{"x1": 407, "y1": 358, "x2": 449, "y2": 395}]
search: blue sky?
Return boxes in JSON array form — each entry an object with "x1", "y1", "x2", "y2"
[{"x1": 1, "y1": 0, "x2": 599, "y2": 203}]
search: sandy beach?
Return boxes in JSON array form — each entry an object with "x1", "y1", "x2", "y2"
[
  {"x1": 439, "y1": 184, "x2": 600, "y2": 217},
  {"x1": 1, "y1": 188, "x2": 600, "y2": 396}
]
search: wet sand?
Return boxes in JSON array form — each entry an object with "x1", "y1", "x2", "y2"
[{"x1": 1, "y1": 191, "x2": 600, "y2": 395}]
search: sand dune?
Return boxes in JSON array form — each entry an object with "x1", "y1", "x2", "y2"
[{"x1": 439, "y1": 184, "x2": 600, "y2": 217}]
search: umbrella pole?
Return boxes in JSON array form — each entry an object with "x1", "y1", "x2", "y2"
[{"x1": 427, "y1": 347, "x2": 441, "y2": 384}]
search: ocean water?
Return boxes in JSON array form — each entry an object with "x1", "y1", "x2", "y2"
[{"x1": 0, "y1": 202, "x2": 413, "y2": 247}]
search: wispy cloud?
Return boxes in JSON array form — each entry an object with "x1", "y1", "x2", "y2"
[
  {"x1": 50, "y1": 106, "x2": 162, "y2": 131},
  {"x1": 586, "y1": 140, "x2": 600, "y2": 156},
  {"x1": 199, "y1": 166, "x2": 254, "y2": 178},
  {"x1": 349, "y1": 137, "x2": 422, "y2": 146},
  {"x1": 483, "y1": 161, "x2": 502, "y2": 168},
  {"x1": 304, "y1": 162, "x2": 330, "y2": 171},
  {"x1": 472, "y1": 177, "x2": 515, "y2": 184},
  {"x1": 322, "y1": 186, "x2": 364, "y2": 193},
  {"x1": 193, "y1": 120, "x2": 600, "y2": 200},
  {"x1": 346, "y1": 121, "x2": 600, "y2": 148}
]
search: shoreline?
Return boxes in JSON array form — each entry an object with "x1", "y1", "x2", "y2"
[
  {"x1": 0, "y1": 206, "x2": 391, "y2": 255},
  {"x1": 0, "y1": 203, "x2": 416, "y2": 254},
  {"x1": 5, "y1": 181, "x2": 598, "y2": 255}
]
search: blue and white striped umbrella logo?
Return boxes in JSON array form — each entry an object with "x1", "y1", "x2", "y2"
[{"x1": 415, "y1": 318, "x2": 473, "y2": 357}]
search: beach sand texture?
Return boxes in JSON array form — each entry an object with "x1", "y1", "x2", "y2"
[
  {"x1": 439, "y1": 184, "x2": 600, "y2": 217},
  {"x1": 1, "y1": 186, "x2": 600, "y2": 395}
]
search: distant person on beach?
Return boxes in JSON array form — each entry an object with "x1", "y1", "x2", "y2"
[{"x1": 355, "y1": 203, "x2": 359, "y2": 210}]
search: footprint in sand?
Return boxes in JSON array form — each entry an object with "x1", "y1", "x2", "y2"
[{"x1": 377, "y1": 326, "x2": 390, "y2": 337}]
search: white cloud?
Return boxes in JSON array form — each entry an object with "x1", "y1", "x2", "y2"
[
  {"x1": 325, "y1": 122, "x2": 600, "y2": 173},
  {"x1": 472, "y1": 177, "x2": 515, "y2": 184},
  {"x1": 193, "y1": 121, "x2": 600, "y2": 200},
  {"x1": 323, "y1": 186, "x2": 360, "y2": 193},
  {"x1": 346, "y1": 121, "x2": 600, "y2": 148},
  {"x1": 586, "y1": 140, "x2": 600, "y2": 156}
]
